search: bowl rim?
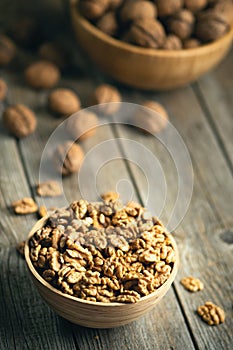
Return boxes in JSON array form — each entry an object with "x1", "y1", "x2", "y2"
[
  {"x1": 71, "y1": 0, "x2": 233, "y2": 57},
  {"x1": 25, "y1": 215, "x2": 179, "y2": 307}
]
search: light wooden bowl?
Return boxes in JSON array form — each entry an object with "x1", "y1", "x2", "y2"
[
  {"x1": 70, "y1": 0, "x2": 233, "y2": 90},
  {"x1": 25, "y1": 216, "x2": 179, "y2": 328}
]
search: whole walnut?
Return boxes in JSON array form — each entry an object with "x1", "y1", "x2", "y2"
[
  {"x1": 25, "y1": 60, "x2": 60, "y2": 89},
  {"x1": 120, "y1": 0, "x2": 157, "y2": 23},
  {"x1": 0, "y1": 34, "x2": 16, "y2": 65},
  {"x1": 183, "y1": 38, "x2": 201, "y2": 48},
  {"x1": 163, "y1": 35, "x2": 183, "y2": 50},
  {"x1": 168, "y1": 9, "x2": 195, "y2": 40},
  {"x1": 48, "y1": 88, "x2": 81, "y2": 116},
  {"x1": 92, "y1": 84, "x2": 121, "y2": 115},
  {"x1": 3, "y1": 104, "x2": 37, "y2": 138},
  {"x1": 184, "y1": 0, "x2": 207, "y2": 13},
  {"x1": 109, "y1": 0, "x2": 123, "y2": 9},
  {"x1": 96, "y1": 12, "x2": 118, "y2": 36},
  {"x1": 0, "y1": 78, "x2": 7, "y2": 101},
  {"x1": 125, "y1": 18, "x2": 166, "y2": 49},
  {"x1": 195, "y1": 10, "x2": 229, "y2": 42},
  {"x1": 156, "y1": 0, "x2": 184, "y2": 17},
  {"x1": 79, "y1": 0, "x2": 110, "y2": 20},
  {"x1": 66, "y1": 110, "x2": 99, "y2": 140},
  {"x1": 134, "y1": 101, "x2": 169, "y2": 134},
  {"x1": 38, "y1": 42, "x2": 67, "y2": 69},
  {"x1": 53, "y1": 141, "x2": 84, "y2": 176},
  {"x1": 210, "y1": 0, "x2": 233, "y2": 25}
]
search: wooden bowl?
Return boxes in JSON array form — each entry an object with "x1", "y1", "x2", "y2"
[
  {"x1": 70, "y1": 0, "x2": 233, "y2": 90},
  {"x1": 25, "y1": 216, "x2": 179, "y2": 328}
]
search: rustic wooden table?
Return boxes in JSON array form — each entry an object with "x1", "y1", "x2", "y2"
[{"x1": 0, "y1": 30, "x2": 232, "y2": 349}]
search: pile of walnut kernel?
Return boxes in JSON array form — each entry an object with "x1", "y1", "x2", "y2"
[
  {"x1": 29, "y1": 198, "x2": 176, "y2": 303},
  {"x1": 77, "y1": 0, "x2": 233, "y2": 49}
]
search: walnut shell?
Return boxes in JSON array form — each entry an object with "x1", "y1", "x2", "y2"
[
  {"x1": 168, "y1": 9, "x2": 195, "y2": 40},
  {"x1": 109, "y1": 0, "x2": 123, "y2": 10},
  {"x1": 0, "y1": 34, "x2": 16, "y2": 65},
  {"x1": 156, "y1": 0, "x2": 184, "y2": 17},
  {"x1": 3, "y1": 104, "x2": 37, "y2": 138},
  {"x1": 48, "y1": 88, "x2": 81, "y2": 116},
  {"x1": 120, "y1": 0, "x2": 157, "y2": 23},
  {"x1": 92, "y1": 84, "x2": 121, "y2": 115},
  {"x1": 66, "y1": 110, "x2": 99, "y2": 141},
  {"x1": 79, "y1": 0, "x2": 110, "y2": 20},
  {"x1": 163, "y1": 35, "x2": 183, "y2": 50},
  {"x1": 134, "y1": 101, "x2": 169, "y2": 134},
  {"x1": 38, "y1": 42, "x2": 67, "y2": 69},
  {"x1": 24, "y1": 60, "x2": 60, "y2": 89},
  {"x1": 53, "y1": 141, "x2": 84, "y2": 176},
  {"x1": 211, "y1": 0, "x2": 233, "y2": 25},
  {"x1": 0, "y1": 78, "x2": 7, "y2": 101},
  {"x1": 195, "y1": 10, "x2": 229, "y2": 42},
  {"x1": 184, "y1": 0, "x2": 207, "y2": 13},
  {"x1": 125, "y1": 18, "x2": 166, "y2": 49},
  {"x1": 96, "y1": 12, "x2": 118, "y2": 36},
  {"x1": 183, "y1": 38, "x2": 201, "y2": 48}
]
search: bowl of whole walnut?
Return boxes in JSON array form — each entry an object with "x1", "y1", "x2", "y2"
[
  {"x1": 25, "y1": 198, "x2": 178, "y2": 328},
  {"x1": 71, "y1": 0, "x2": 233, "y2": 90}
]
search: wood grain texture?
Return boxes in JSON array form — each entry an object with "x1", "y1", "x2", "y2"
[
  {"x1": 195, "y1": 48, "x2": 233, "y2": 169},
  {"x1": 3, "y1": 74, "x2": 196, "y2": 348},
  {"x1": 113, "y1": 85, "x2": 233, "y2": 349}
]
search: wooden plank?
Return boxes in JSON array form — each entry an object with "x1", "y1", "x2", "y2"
[
  {"x1": 6, "y1": 73, "x2": 196, "y2": 350},
  {"x1": 113, "y1": 85, "x2": 233, "y2": 349},
  {"x1": 0, "y1": 247, "x2": 77, "y2": 350},
  {"x1": 195, "y1": 48, "x2": 233, "y2": 169}
]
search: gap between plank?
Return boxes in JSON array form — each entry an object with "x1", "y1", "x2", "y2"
[
  {"x1": 192, "y1": 83, "x2": 233, "y2": 175},
  {"x1": 110, "y1": 123, "x2": 198, "y2": 350}
]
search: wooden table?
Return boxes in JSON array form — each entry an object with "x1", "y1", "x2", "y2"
[{"x1": 0, "y1": 36, "x2": 232, "y2": 349}]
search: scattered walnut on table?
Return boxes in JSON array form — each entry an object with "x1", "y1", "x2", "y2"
[
  {"x1": 16, "y1": 241, "x2": 25, "y2": 258},
  {"x1": 197, "y1": 301, "x2": 225, "y2": 325},
  {"x1": 180, "y1": 276, "x2": 204, "y2": 292},
  {"x1": 12, "y1": 197, "x2": 38, "y2": 214}
]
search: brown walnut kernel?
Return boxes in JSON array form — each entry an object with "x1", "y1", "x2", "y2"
[
  {"x1": 29, "y1": 198, "x2": 176, "y2": 303},
  {"x1": 180, "y1": 276, "x2": 204, "y2": 292},
  {"x1": 24, "y1": 60, "x2": 60, "y2": 89},
  {"x1": 53, "y1": 141, "x2": 84, "y2": 176},
  {"x1": 12, "y1": 198, "x2": 38, "y2": 215},
  {"x1": 3, "y1": 104, "x2": 37, "y2": 139},
  {"x1": 37, "y1": 181, "x2": 62, "y2": 197},
  {"x1": 16, "y1": 241, "x2": 25, "y2": 258},
  {"x1": 197, "y1": 301, "x2": 225, "y2": 325}
]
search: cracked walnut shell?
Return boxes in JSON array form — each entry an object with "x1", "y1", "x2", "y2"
[{"x1": 197, "y1": 301, "x2": 225, "y2": 325}]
